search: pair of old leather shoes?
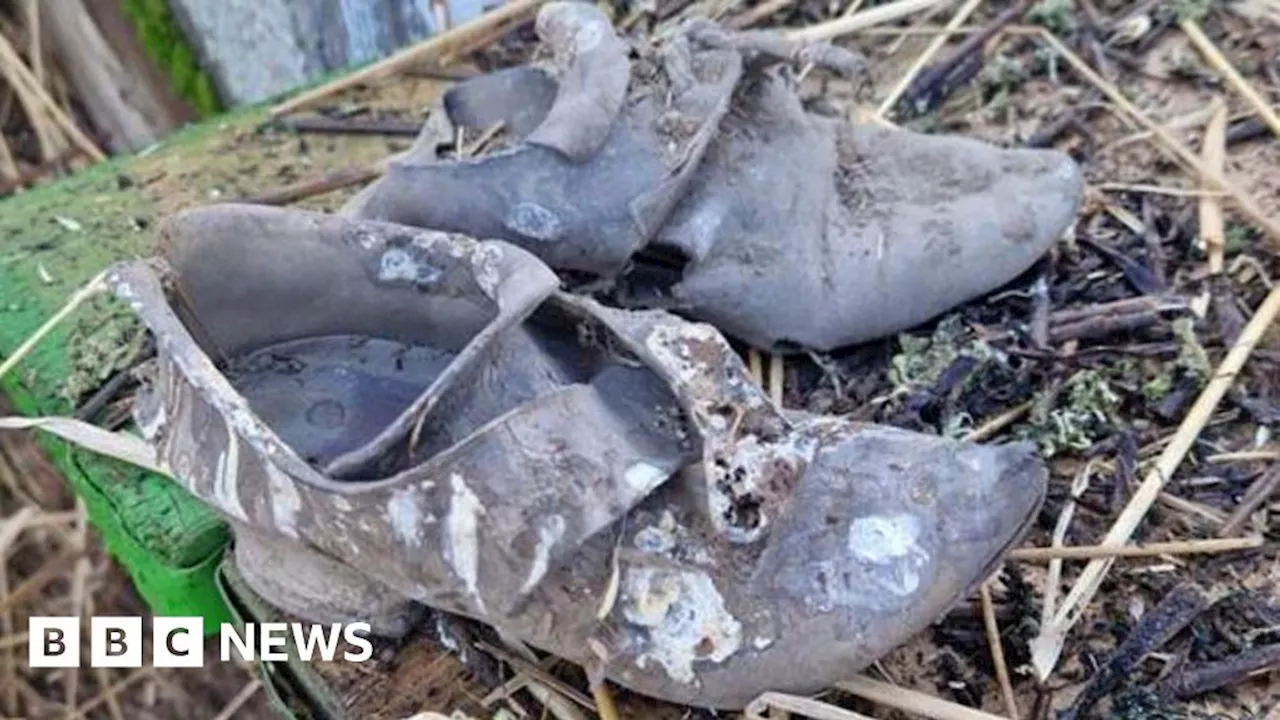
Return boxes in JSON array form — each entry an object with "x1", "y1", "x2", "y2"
[{"x1": 105, "y1": 1, "x2": 1076, "y2": 708}]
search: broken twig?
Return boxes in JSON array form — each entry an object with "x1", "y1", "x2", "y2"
[
  {"x1": 1009, "y1": 535, "x2": 1264, "y2": 561},
  {"x1": 275, "y1": 115, "x2": 424, "y2": 137},
  {"x1": 979, "y1": 582, "x2": 1018, "y2": 720},
  {"x1": 1217, "y1": 465, "x2": 1280, "y2": 538},
  {"x1": 901, "y1": 0, "x2": 1033, "y2": 118},
  {"x1": 963, "y1": 401, "x2": 1033, "y2": 442},
  {"x1": 237, "y1": 165, "x2": 383, "y2": 206},
  {"x1": 1157, "y1": 643, "x2": 1280, "y2": 700},
  {"x1": 1060, "y1": 583, "x2": 1214, "y2": 720}
]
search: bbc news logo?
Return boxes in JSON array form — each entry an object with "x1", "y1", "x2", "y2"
[{"x1": 29, "y1": 617, "x2": 373, "y2": 668}]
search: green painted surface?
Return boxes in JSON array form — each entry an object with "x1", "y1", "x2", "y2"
[
  {"x1": 0, "y1": 129, "x2": 234, "y2": 627},
  {"x1": 0, "y1": 77, "x2": 427, "y2": 638}
]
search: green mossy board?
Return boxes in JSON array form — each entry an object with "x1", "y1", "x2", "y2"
[
  {"x1": 0, "y1": 138, "x2": 232, "y2": 627},
  {"x1": 0, "y1": 75, "x2": 439, "y2": 631}
]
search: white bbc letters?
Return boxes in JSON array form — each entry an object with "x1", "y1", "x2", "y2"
[
  {"x1": 153, "y1": 617, "x2": 205, "y2": 668},
  {"x1": 90, "y1": 617, "x2": 143, "y2": 667},
  {"x1": 28, "y1": 617, "x2": 80, "y2": 668},
  {"x1": 29, "y1": 616, "x2": 376, "y2": 667}
]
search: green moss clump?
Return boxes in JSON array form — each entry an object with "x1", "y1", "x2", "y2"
[
  {"x1": 120, "y1": 0, "x2": 221, "y2": 118},
  {"x1": 1171, "y1": 316, "x2": 1211, "y2": 380},
  {"x1": 1022, "y1": 369, "x2": 1122, "y2": 456},
  {"x1": 1028, "y1": 0, "x2": 1077, "y2": 35},
  {"x1": 892, "y1": 315, "x2": 969, "y2": 389},
  {"x1": 64, "y1": 294, "x2": 147, "y2": 404}
]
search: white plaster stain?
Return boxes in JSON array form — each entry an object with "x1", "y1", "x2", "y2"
[
  {"x1": 634, "y1": 525, "x2": 675, "y2": 554},
  {"x1": 470, "y1": 244, "x2": 503, "y2": 295},
  {"x1": 265, "y1": 463, "x2": 301, "y2": 538},
  {"x1": 136, "y1": 400, "x2": 166, "y2": 442},
  {"x1": 446, "y1": 474, "x2": 486, "y2": 611},
  {"x1": 388, "y1": 486, "x2": 425, "y2": 547},
  {"x1": 571, "y1": 20, "x2": 604, "y2": 54},
  {"x1": 624, "y1": 462, "x2": 669, "y2": 496},
  {"x1": 847, "y1": 513, "x2": 930, "y2": 596},
  {"x1": 519, "y1": 515, "x2": 565, "y2": 596},
  {"x1": 505, "y1": 202, "x2": 562, "y2": 242},
  {"x1": 622, "y1": 566, "x2": 742, "y2": 684},
  {"x1": 378, "y1": 248, "x2": 417, "y2": 282},
  {"x1": 213, "y1": 418, "x2": 248, "y2": 522}
]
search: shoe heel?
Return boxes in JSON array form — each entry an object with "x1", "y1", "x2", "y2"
[{"x1": 232, "y1": 524, "x2": 421, "y2": 637}]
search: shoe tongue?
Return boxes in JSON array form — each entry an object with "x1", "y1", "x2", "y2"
[{"x1": 442, "y1": 65, "x2": 559, "y2": 141}]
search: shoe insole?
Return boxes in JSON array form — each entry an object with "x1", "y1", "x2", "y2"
[{"x1": 225, "y1": 335, "x2": 456, "y2": 467}]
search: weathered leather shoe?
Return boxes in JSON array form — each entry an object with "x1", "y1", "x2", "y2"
[
  {"x1": 349, "y1": 1, "x2": 744, "y2": 277},
  {"x1": 348, "y1": 2, "x2": 1083, "y2": 352},
  {"x1": 109, "y1": 203, "x2": 1046, "y2": 708}
]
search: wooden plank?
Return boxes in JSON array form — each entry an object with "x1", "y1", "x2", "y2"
[{"x1": 42, "y1": 0, "x2": 195, "y2": 152}]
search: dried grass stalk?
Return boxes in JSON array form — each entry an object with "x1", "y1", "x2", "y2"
[
  {"x1": 1159, "y1": 492, "x2": 1229, "y2": 525},
  {"x1": 1199, "y1": 103, "x2": 1228, "y2": 274},
  {"x1": 1180, "y1": 20, "x2": 1280, "y2": 141},
  {"x1": 0, "y1": 271, "x2": 107, "y2": 382},
  {"x1": 745, "y1": 692, "x2": 876, "y2": 719},
  {"x1": 876, "y1": 0, "x2": 984, "y2": 117},
  {"x1": 0, "y1": 132, "x2": 18, "y2": 181},
  {"x1": 65, "y1": 668, "x2": 154, "y2": 720},
  {"x1": 591, "y1": 682, "x2": 620, "y2": 720},
  {"x1": 0, "y1": 30, "x2": 103, "y2": 162},
  {"x1": 964, "y1": 400, "x2": 1033, "y2": 442},
  {"x1": 836, "y1": 675, "x2": 1008, "y2": 720},
  {"x1": 1097, "y1": 182, "x2": 1225, "y2": 199},
  {"x1": 1010, "y1": 535, "x2": 1264, "y2": 561},
  {"x1": 730, "y1": 0, "x2": 799, "y2": 29},
  {"x1": 769, "y1": 353, "x2": 785, "y2": 408},
  {"x1": 749, "y1": 349, "x2": 765, "y2": 387},
  {"x1": 524, "y1": 682, "x2": 590, "y2": 720},
  {"x1": 0, "y1": 27, "x2": 61, "y2": 160},
  {"x1": 1029, "y1": 282, "x2": 1280, "y2": 679},
  {"x1": 210, "y1": 679, "x2": 262, "y2": 720},
  {"x1": 1035, "y1": 29, "x2": 1280, "y2": 244},
  {"x1": 979, "y1": 582, "x2": 1018, "y2": 720},
  {"x1": 270, "y1": 0, "x2": 549, "y2": 118},
  {"x1": 0, "y1": 417, "x2": 166, "y2": 476},
  {"x1": 24, "y1": 0, "x2": 43, "y2": 86},
  {"x1": 1217, "y1": 466, "x2": 1280, "y2": 537},
  {"x1": 788, "y1": 0, "x2": 954, "y2": 43},
  {"x1": 1041, "y1": 462, "x2": 1092, "y2": 625}
]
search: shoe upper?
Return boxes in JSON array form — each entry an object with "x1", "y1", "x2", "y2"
[{"x1": 110, "y1": 204, "x2": 1046, "y2": 707}]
